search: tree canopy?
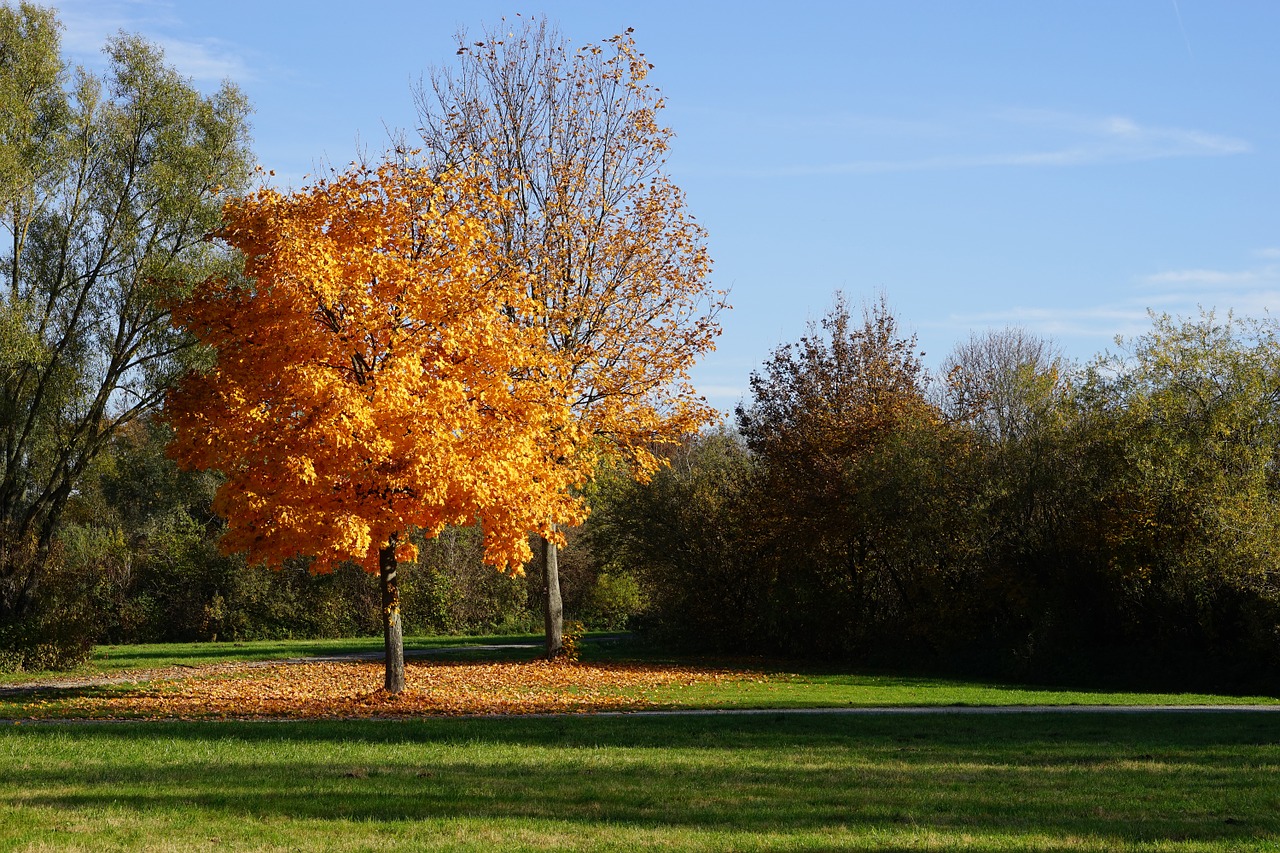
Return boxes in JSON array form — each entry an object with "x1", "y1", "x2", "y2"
[
  {"x1": 166, "y1": 160, "x2": 592, "y2": 689},
  {"x1": 0, "y1": 1, "x2": 252, "y2": 635},
  {"x1": 414, "y1": 17, "x2": 725, "y2": 654}
]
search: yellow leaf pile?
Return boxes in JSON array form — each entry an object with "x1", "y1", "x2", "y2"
[{"x1": 11, "y1": 661, "x2": 748, "y2": 720}]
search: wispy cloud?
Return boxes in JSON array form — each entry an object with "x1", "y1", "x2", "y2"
[
  {"x1": 939, "y1": 304, "x2": 1153, "y2": 342},
  {"x1": 152, "y1": 36, "x2": 252, "y2": 83},
  {"x1": 936, "y1": 249, "x2": 1280, "y2": 347},
  {"x1": 53, "y1": 0, "x2": 139, "y2": 55},
  {"x1": 1001, "y1": 109, "x2": 1248, "y2": 157},
  {"x1": 718, "y1": 109, "x2": 1249, "y2": 178},
  {"x1": 53, "y1": 0, "x2": 254, "y2": 84},
  {"x1": 1141, "y1": 263, "x2": 1280, "y2": 288}
]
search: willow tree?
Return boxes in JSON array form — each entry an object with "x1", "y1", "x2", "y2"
[
  {"x1": 0, "y1": 3, "x2": 252, "y2": 636},
  {"x1": 166, "y1": 161, "x2": 590, "y2": 692},
  {"x1": 413, "y1": 17, "x2": 725, "y2": 656}
]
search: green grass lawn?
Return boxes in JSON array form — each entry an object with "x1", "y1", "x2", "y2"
[
  {"x1": 5, "y1": 634, "x2": 1277, "y2": 709},
  {"x1": 1, "y1": 713, "x2": 1277, "y2": 851},
  {"x1": 2, "y1": 636, "x2": 1279, "y2": 849},
  {"x1": 636, "y1": 670, "x2": 1280, "y2": 709}
]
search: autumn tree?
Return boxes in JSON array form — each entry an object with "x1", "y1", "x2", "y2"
[
  {"x1": 735, "y1": 294, "x2": 975, "y2": 656},
  {"x1": 412, "y1": 16, "x2": 724, "y2": 656},
  {"x1": 737, "y1": 294, "x2": 942, "y2": 549},
  {"x1": 166, "y1": 161, "x2": 589, "y2": 693},
  {"x1": 0, "y1": 3, "x2": 252, "y2": 655}
]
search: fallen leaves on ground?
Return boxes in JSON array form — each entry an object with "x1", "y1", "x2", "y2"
[{"x1": 4, "y1": 660, "x2": 753, "y2": 721}]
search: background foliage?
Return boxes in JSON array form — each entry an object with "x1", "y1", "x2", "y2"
[
  {"x1": 598, "y1": 300, "x2": 1280, "y2": 691},
  {"x1": 3, "y1": 6, "x2": 1277, "y2": 694}
]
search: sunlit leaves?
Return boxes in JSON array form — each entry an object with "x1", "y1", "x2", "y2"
[
  {"x1": 416, "y1": 19, "x2": 725, "y2": 478},
  {"x1": 8, "y1": 660, "x2": 746, "y2": 720},
  {"x1": 166, "y1": 161, "x2": 592, "y2": 575}
]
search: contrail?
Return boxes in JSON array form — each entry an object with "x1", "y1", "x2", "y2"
[{"x1": 1171, "y1": 0, "x2": 1194, "y2": 62}]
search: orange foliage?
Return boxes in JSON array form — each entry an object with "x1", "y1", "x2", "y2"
[
  {"x1": 418, "y1": 23, "x2": 725, "y2": 476},
  {"x1": 166, "y1": 162, "x2": 591, "y2": 573}
]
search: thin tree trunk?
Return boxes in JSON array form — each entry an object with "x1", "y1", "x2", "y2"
[
  {"x1": 379, "y1": 537, "x2": 405, "y2": 694},
  {"x1": 542, "y1": 531, "x2": 563, "y2": 659}
]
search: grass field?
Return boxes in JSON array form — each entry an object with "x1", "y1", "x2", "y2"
[
  {"x1": 1, "y1": 637, "x2": 1278, "y2": 850},
  {"x1": 4, "y1": 635, "x2": 1277, "y2": 709},
  {"x1": 2, "y1": 713, "x2": 1278, "y2": 851}
]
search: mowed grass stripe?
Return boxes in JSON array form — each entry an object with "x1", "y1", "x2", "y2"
[{"x1": 1, "y1": 713, "x2": 1278, "y2": 851}]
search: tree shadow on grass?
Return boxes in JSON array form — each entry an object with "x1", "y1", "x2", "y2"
[{"x1": 2, "y1": 714, "x2": 1278, "y2": 847}]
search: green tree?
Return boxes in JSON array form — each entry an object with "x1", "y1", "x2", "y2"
[
  {"x1": 1078, "y1": 311, "x2": 1280, "y2": 677},
  {"x1": 587, "y1": 428, "x2": 757, "y2": 649},
  {"x1": 0, "y1": 2, "x2": 253, "y2": 640},
  {"x1": 940, "y1": 328, "x2": 1085, "y2": 668}
]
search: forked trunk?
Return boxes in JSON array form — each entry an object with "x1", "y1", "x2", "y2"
[
  {"x1": 542, "y1": 531, "x2": 563, "y2": 659},
  {"x1": 379, "y1": 537, "x2": 405, "y2": 694}
]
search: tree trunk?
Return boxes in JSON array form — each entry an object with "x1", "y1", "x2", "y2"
[
  {"x1": 542, "y1": 531, "x2": 563, "y2": 659},
  {"x1": 379, "y1": 537, "x2": 405, "y2": 694}
]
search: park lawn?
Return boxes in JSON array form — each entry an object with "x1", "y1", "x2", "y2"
[
  {"x1": 634, "y1": 669, "x2": 1280, "y2": 709},
  {"x1": 1, "y1": 636, "x2": 1277, "y2": 720},
  {"x1": 0, "y1": 713, "x2": 1278, "y2": 851}
]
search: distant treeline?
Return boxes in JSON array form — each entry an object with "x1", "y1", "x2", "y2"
[
  {"x1": 8, "y1": 298, "x2": 1280, "y2": 695},
  {"x1": 593, "y1": 297, "x2": 1280, "y2": 692}
]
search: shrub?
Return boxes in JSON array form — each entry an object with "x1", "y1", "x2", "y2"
[{"x1": 580, "y1": 572, "x2": 643, "y2": 631}]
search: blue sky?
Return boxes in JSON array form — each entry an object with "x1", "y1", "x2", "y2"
[{"x1": 46, "y1": 0, "x2": 1280, "y2": 412}]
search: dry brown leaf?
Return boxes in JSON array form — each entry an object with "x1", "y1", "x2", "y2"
[{"x1": 10, "y1": 660, "x2": 754, "y2": 720}]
